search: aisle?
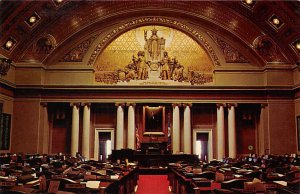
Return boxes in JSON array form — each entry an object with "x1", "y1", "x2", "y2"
[{"x1": 135, "y1": 175, "x2": 170, "y2": 194}]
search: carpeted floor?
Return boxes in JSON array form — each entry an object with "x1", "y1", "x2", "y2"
[{"x1": 135, "y1": 175, "x2": 170, "y2": 194}]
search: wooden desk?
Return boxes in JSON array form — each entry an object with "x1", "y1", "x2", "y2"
[
  {"x1": 168, "y1": 167, "x2": 193, "y2": 194},
  {"x1": 95, "y1": 169, "x2": 138, "y2": 194},
  {"x1": 168, "y1": 167, "x2": 222, "y2": 194},
  {"x1": 192, "y1": 182, "x2": 221, "y2": 194}
]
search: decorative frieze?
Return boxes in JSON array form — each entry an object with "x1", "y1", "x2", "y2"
[
  {"x1": 253, "y1": 35, "x2": 288, "y2": 63},
  {"x1": 208, "y1": 32, "x2": 249, "y2": 63},
  {"x1": 33, "y1": 34, "x2": 56, "y2": 56},
  {"x1": 60, "y1": 35, "x2": 98, "y2": 62}
]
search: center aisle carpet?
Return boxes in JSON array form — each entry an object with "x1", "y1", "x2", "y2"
[{"x1": 136, "y1": 175, "x2": 170, "y2": 194}]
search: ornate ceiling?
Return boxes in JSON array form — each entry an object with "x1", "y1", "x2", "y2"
[{"x1": 0, "y1": 0, "x2": 299, "y2": 67}]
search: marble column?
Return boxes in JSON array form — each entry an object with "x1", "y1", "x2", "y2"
[
  {"x1": 183, "y1": 103, "x2": 192, "y2": 154},
  {"x1": 40, "y1": 102, "x2": 50, "y2": 154},
  {"x1": 116, "y1": 103, "x2": 125, "y2": 150},
  {"x1": 228, "y1": 103, "x2": 237, "y2": 158},
  {"x1": 216, "y1": 103, "x2": 225, "y2": 160},
  {"x1": 172, "y1": 103, "x2": 181, "y2": 154},
  {"x1": 127, "y1": 103, "x2": 136, "y2": 150},
  {"x1": 258, "y1": 103, "x2": 268, "y2": 155},
  {"x1": 71, "y1": 103, "x2": 80, "y2": 157},
  {"x1": 82, "y1": 103, "x2": 91, "y2": 159}
]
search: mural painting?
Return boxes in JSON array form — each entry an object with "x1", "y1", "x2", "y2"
[{"x1": 94, "y1": 26, "x2": 214, "y2": 85}]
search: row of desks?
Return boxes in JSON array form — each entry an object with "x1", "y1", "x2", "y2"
[
  {"x1": 168, "y1": 166, "x2": 299, "y2": 194},
  {"x1": 0, "y1": 167, "x2": 138, "y2": 194}
]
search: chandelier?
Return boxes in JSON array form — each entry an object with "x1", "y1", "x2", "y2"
[{"x1": 0, "y1": 57, "x2": 12, "y2": 76}]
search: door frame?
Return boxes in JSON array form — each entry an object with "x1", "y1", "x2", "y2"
[
  {"x1": 193, "y1": 129, "x2": 213, "y2": 162},
  {"x1": 94, "y1": 128, "x2": 114, "y2": 160}
]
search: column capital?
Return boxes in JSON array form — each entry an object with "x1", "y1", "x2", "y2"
[
  {"x1": 182, "y1": 103, "x2": 192, "y2": 108},
  {"x1": 227, "y1": 103, "x2": 238, "y2": 108},
  {"x1": 40, "y1": 102, "x2": 47, "y2": 107},
  {"x1": 115, "y1": 102, "x2": 125, "y2": 107},
  {"x1": 261, "y1": 103, "x2": 268, "y2": 108},
  {"x1": 126, "y1": 103, "x2": 136, "y2": 107},
  {"x1": 81, "y1": 102, "x2": 91, "y2": 107},
  {"x1": 70, "y1": 102, "x2": 81, "y2": 108},
  {"x1": 172, "y1": 103, "x2": 182, "y2": 108},
  {"x1": 216, "y1": 103, "x2": 226, "y2": 108}
]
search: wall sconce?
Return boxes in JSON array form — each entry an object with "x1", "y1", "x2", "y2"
[{"x1": 0, "y1": 57, "x2": 12, "y2": 76}]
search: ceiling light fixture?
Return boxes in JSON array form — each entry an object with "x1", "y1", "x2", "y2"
[
  {"x1": 53, "y1": 0, "x2": 63, "y2": 6},
  {"x1": 241, "y1": 0, "x2": 256, "y2": 8},
  {"x1": 245, "y1": 0, "x2": 253, "y2": 5},
  {"x1": 25, "y1": 12, "x2": 40, "y2": 27},
  {"x1": 5, "y1": 41, "x2": 13, "y2": 49},
  {"x1": 268, "y1": 14, "x2": 283, "y2": 29},
  {"x1": 29, "y1": 16, "x2": 37, "y2": 23},
  {"x1": 296, "y1": 41, "x2": 300, "y2": 50},
  {"x1": 3, "y1": 37, "x2": 16, "y2": 51},
  {"x1": 292, "y1": 40, "x2": 300, "y2": 52},
  {"x1": 272, "y1": 18, "x2": 280, "y2": 25}
]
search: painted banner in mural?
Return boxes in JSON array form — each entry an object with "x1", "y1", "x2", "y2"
[{"x1": 94, "y1": 25, "x2": 214, "y2": 86}]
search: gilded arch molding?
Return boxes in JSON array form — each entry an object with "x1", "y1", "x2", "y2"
[{"x1": 87, "y1": 17, "x2": 220, "y2": 67}]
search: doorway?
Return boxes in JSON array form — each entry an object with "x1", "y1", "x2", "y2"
[
  {"x1": 196, "y1": 133, "x2": 209, "y2": 161},
  {"x1": 193, "y1": 129, "x2": 213, "y2": 162},
  {"x1": 94, "y1": 128, "x2": 114, "y2": 161},
  {"x1": 98, "y1": 132, "x2": 111, "y2": 161}
]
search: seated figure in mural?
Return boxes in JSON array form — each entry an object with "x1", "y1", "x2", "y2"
[
  {"x1": 137, "y1": 51, "x2": 149, "y2": 80},
  {"x1": 125, "y1": 63, "x2": 137, "y2": 81},
  {"x1": 160, "y1": 51, "x2": 171, "y2": 80},
  {"x1": 173, "y1": 63, "x2": 184, "y2": 82},
  {"x1": 120, "y1": 55, "x2": 138, "y2": 81}
]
